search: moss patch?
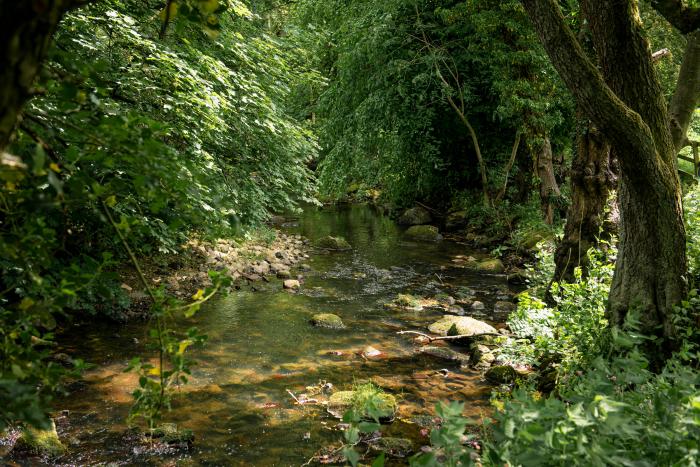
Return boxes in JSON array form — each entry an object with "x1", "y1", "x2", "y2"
[
  {"x1": 475, "y1": 258, "x2": 505, "y2": 273},
  {"x1": 13, "y1": 420, "x2": 66, "y2": 457},
  {"x1": 310, "y1": 313, "x2": 345, "y2": 329},
  {"x1": 328, "y1": 383, "x2": 397, "y2": 421},
  {"x1": 405, "y1": 225, "x2": 443, "y2": 242},
  {"x1": 315, "y1": 236, "x2": 352, "y2": 250}
]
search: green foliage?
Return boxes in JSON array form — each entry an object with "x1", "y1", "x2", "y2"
[
  {"x1": 409, "y1": 402, "x2": 478, "y2": 467},
  {"x1": 684, "y1": 182, "x2": 700, "y2": 282},
  {"x1": 1, "y1": 0, "x2": 316, "y2": 430},
  {"x1": 339, "y1": 382, "x2": 396, "y2": 466},
  {"x1": 297, "y1": 0, "x2": 573, "y2": 206},
  {"x1": 502, "y1": 246, "x2": 613, "y2": 372},
  {"x1": 413, "y1": 258, "x2": 700, "y2": 466},
  {"x1": 485, "y1": 317, "x2": 700, "y2": 466}
]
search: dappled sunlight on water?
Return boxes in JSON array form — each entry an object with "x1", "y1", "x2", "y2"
[{"x1": 50, "y1": 204, "x2": 514, "y2": 465}]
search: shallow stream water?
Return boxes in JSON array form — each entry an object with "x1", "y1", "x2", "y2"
[{"x1": 47, "y1": 204, "x2": 514, "y2": 466}]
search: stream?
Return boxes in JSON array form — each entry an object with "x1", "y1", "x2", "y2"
[{"x1": 51, "y1": 204, "x2": 516, "y2": 466}]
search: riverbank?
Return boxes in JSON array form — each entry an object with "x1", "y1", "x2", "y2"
[{"x1": 114, "y1": 227, "x2": 311, "y2": 321}]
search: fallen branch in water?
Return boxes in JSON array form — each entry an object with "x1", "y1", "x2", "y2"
[
  {"x1": 286, "y1": 389, "x2": 302, "y2": 405},
  {"x1": 396, "y1": 330, "x2": 501, "y2": 342}
]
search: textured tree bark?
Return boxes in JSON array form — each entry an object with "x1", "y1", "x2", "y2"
[
  {"x1": 535, "y1": 136, "x2": 561, "y2": 225},
  {"x1": 669, "y1": 31, "x2": 700, "y2": 151},
  {"x1": 553, "y1": 123, "x2": 616, "y2": 283},
  {"x1": 521, "y1": 0, "x2": 694, "y2": 346},
  {"x1": 0, "y1": 0, "x2": 87, "y2": 152}
]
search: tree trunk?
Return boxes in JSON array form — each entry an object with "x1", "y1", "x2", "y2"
[
  {"x1": 513, "y1": 142, "x2": 532, "y2": 204},
  {"x1": 0, "y1": 1, "x2": 78, "y2": 152},
  {"x1": 553, "y1": 123, "x2": 616, "y2": 283},
  {"x1": 536, "y1": 136, "x2": 561, "y2": 225},
  {"x1": 521, "y1": 0, "x2": 693, "y2": 345},
  {"x1": 669, "y1": 31, "x2": 700, "y2": 151}
]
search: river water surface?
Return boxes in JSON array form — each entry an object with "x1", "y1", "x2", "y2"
[{"x1": 51, "y1": 204, "x2": 514, "y2": 466}]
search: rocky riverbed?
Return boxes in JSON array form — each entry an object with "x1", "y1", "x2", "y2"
[{"x1": 2, "y1": 204, "x2": 534, "y2": 465}]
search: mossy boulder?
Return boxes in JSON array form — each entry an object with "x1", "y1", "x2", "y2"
[
  {"x1": 405, "y1": 225, "x2": 443, "y2": 242},
  {"x1": 469, "y1": 343, "x2": 496, "y2": 368},
  {"x1": 445, "y1": 210, "x2": 469, "y2": 231},
  {"x1": 394, "y1": 294, "x2": 422, "y2": 309},
  {"x1": 485, "y1": 365, "x2": 518, "y2": 384},
  {"x1": 13, "y1": 420, "x2": 66, "y2": 457},
  {"x1": 149, "y1": 423, "x2": 194, "y2": 446},
  {"x1": 310, "y1": 313, "x2": 345, "y2": 329},
  {"x1": 517, "y1": 229, "x2": 553, "y2": 250},
  {"x1": 315, "y1": 236, "x2": 352, "y2": 251},
  {"x1": 368, "y1": 437, "x2": 413, "y2": 458},
  {"x1": 397, "y1": 207, "x2": 432, "y2": 225},
  {"x1": 428, "y1": 315, "x2": 497, "y2": 337},
  {"x1": 327, "y1": 387, "x2": 397, "y2": 421},
  {"x1": 475, "y1": 258, "x2": 505, "y2": 273}
]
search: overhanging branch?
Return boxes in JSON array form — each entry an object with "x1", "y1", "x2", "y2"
[{"x1": 651, "y1": 0, "x2": 700, "y2": 34}]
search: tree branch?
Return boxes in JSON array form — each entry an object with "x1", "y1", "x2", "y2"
[
  {"x1": 520, "y1": 0, "x2": 657, "y2": 166},
  {"x1": 396, "y1": 330, "x2": 501, "y2": 341},
  {"x1": 669, "y1": 31, "x2": 700, "y2": 152},
  {"x1": 651, "y1": 0, "x2": 700, "y2": 34}
]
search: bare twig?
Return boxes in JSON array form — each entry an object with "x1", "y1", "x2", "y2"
[
  {"x1": 652, "y1": 48, "x2": 671, "y2": 61},
  {"x1": 396, "y1": 330, "x2": 501, "y2": 341},
  {"x1": 286, "y1": 389, "x2": 302, "y2": 405},
  {"x1": 495, "y1": 130, "x2": 523, "y2": 202}
]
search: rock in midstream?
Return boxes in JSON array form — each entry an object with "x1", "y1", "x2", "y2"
[
  {"x1": 428, "y1": 315, "x2": 497, "y2": 337},
  {"x1": 310, "y1": 313, "x2": 345, "y2": 329}
]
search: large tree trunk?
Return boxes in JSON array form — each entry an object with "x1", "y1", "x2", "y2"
[
  {"x1": 553, "y1": 122, "x2": 616, "y2": 283},
  {"x1": 521, "y1": 0, "x2": 694, "y2": 345},
  {"x1": 0, "y1": 1, "x2": 79, "y2": 152}
]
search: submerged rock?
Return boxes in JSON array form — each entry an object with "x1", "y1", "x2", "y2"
[
  {"x1": 405, "y1": 225, "x2": 443, "y2": 242},
  {"x1": 283, "y1": 279, "x2": 300, "y2": 290},
  {"x1": 475, "y1": 258, "x2": 505, "y2": 273},
  {"x1": 315, "y1": 236, "x2": 352, "y2": 251},
  {"x1": 368, "y1": 437, "x2": 413, "y2": 458},
  {"x1": 418, "y1": 346, "x2": 470, "y2": 365},
  {"x1": 310, "y1": 313, "x2": 345, "y2": 329},
  {"x1": 428, "y1": 315, "x2": 497, "y2": 337},
  {"x1": 397, "y1": 207, "x2": 432, "y2": 226},
  {"x1": 361, "y1": 345, "x2": 384, "y2": 358},
  {"x1": 12, "y1": 420, "x2": 66, "y2": 457}
]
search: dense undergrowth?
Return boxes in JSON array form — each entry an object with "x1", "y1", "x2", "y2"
[{"x1": 403, "y1": 186, "x2": 700, "y2": 465}]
